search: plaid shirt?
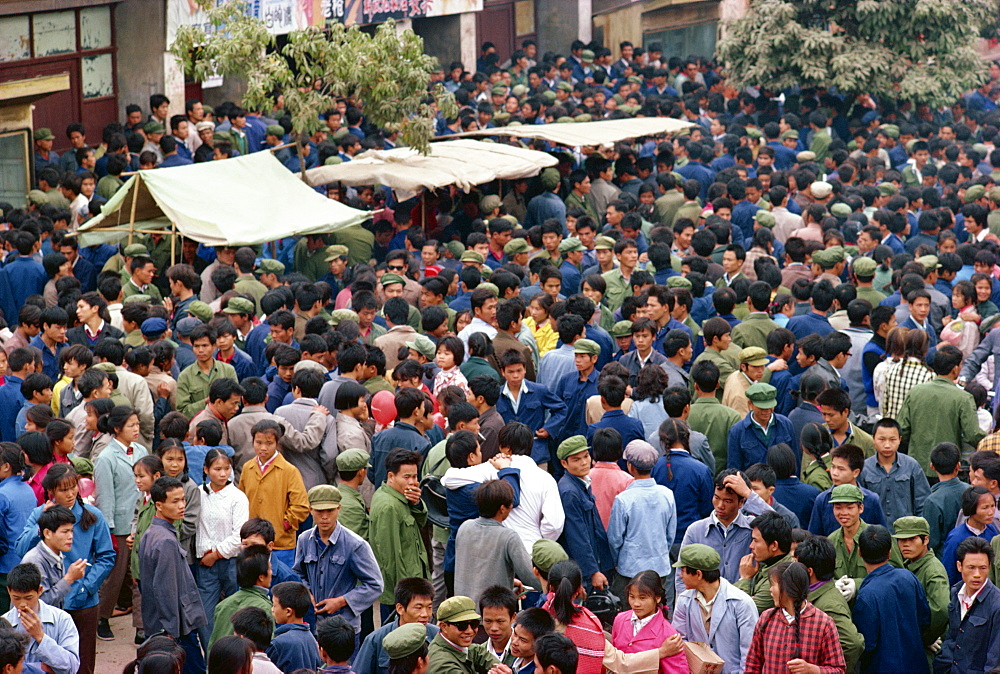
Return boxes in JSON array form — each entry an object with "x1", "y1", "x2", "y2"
[
  {"x1": 979, "y1": 431, "x2": 1000, "y2": 453},
  {"x1": 880, "y1": 358, "x2": 933, "y2": 420},
  {"x1": 744, "y1": 603, "x2": 847, "y2": 674}
]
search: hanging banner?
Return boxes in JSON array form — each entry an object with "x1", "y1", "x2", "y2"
[{"x1": 326, "y1": 0, "x2": 482, "y2": 25}]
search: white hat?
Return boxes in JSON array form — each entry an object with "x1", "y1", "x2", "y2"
[{"x1": 811, "y1": 181, "x2": 833, "y2": 199}]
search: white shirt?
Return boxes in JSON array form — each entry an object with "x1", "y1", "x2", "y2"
[
  {"x1": 442, "y1": 454, "x2": 565, "y2": 553},
  {"x1": 196, "y1": 482, "x2": 250, "y2": 558},
  {"x1": 959, "y1": 582, "x2": 986, "y2": 620},
  {"x1": 501, "y1": 380, "x2": 529, "y2": 414},
  {"x1": 631, "y1": 611, "x2": 656, "y2": 636}
]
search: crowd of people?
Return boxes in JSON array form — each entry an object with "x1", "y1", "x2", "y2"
[{"x1": 8, "y1": 30, "x2": 1000, "y2": 674}]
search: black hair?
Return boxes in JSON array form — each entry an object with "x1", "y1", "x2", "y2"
[
  {"x1": 150, "y1": 475, "x2": 183, "y2": 504},
  {"x1": 751, "y1": 511, "x2": 792, "y2": 553},
  {"x1": 764, "y1": 561, "x2": 811, "y2": 660},
  {"x1": 230, "y1": 606, "x2": 274, "y2": 651},
  {"x1": 206, "y1": 635, "x2": 253, "y2": 674},
  {"x1": 385, "y1": 447, "x2": 422, "y2": 475},
  {"x1": 479, "y1": 584, "x2": 519, "y2": 617},
  {"x1": 534, "y1": 633, "x2": 578, "y2": 673},
  {"x1": 930, "y1": 442, "x2": 961, "y2": 475},
  {"x1": 512, "y1": 606, "x2": 555, "y2": 640},
  {"x1": 498, "y1": 422, "x2": 533, "y2": 456},
  {"x1": 36, "y1": 503, "x2": 75, "y2": 538},
  {"x1": 956, "y1": 536, "x2": 995, "y2": 565},
  {"x1": 5, "y1": 563, "x2": 41, "y2": 593},
  {"x1": 793, "y1": 535, "x2": 836, "y2": 582},
  {"x1": 547, "y1": 560, "x2": 583, "y2": 626},
  {"x1": 271, "y1": 581, "x2": 312, "y2": 618},
  {"x1": 316, "y1": 615, "x2": 355, "y2": 663},
  {"x1": 857, "y1": 525, "x2": 893, "y2": 565},
  {"x1": 963, "y1": 485, "x2": 992, "y2": 518},
  {"x1": 240, "y1": 518, "x2": 276, "y2": 545},
  {"x1": 474, "y1": 479, "x2": 514, "y2": 518}
]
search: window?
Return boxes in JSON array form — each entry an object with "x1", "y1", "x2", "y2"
[
  {"x1": 0, "y1": 16, "x2": 30, "y2": 61},
  {"x1": 644, "y1": 23, "x2": 717, "y2": 62},
  {"x1": 82, "y1": 53, "x2": 114, "y2": 99},
  {"x1": 0, "y1": 130, "x2": 31, "y2": 208},
  {"x1": 32, "y1": 10, "x2": 77, "y2": 57}
]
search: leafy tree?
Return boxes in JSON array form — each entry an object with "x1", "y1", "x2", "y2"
[
  {"x1": 717, "y1": 0, "x2": 994, "y2": 108},
  {"x1": 169, "y1": 0, "x2": 456, "y2": 165}
]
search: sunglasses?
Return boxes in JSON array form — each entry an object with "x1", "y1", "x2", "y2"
[
  {"x1": 387, "y1": 264, "x2": 406, "y2": 271},
  {"x1": 448, "y1": 619, "x2": 480, "y2": 631}
]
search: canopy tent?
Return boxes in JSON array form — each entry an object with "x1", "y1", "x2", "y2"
[
  {"x1": 76, "y1": 151, "x2": 370, "y2": 249},
  {"x1": 300, "y1": 139, "x2": 558, "y2": 201},
  {"x1": 440, "y1": 117, "x2": 696, "y2": 147}
]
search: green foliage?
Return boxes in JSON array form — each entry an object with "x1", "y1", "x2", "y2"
[
  {"x1": 169, "y1": 0, "x2": 456, "y2": 155},
  {"x1": 717, "y1": 0, "x2": 994, "y2": 107}
]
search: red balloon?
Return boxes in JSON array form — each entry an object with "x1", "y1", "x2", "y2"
[
  {"x1": 78, "y1": 477, "x2": 95, "y2": 498},
  {"x1": 371, "y1": 390, "x2": 397, "y2": 426}
]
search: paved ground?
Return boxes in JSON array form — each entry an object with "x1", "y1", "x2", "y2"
[{"x1": 96, "y1": 614, "x2": 141, "y2": 670}]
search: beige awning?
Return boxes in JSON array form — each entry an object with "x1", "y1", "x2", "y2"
[
  {"x1": 300, "y1": 139, "x2": 558, "y2": 201},
  {"x1": 440, "y1": 117, "x2": 696, "y2": 146}
]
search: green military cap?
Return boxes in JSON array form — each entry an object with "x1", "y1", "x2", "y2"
[
  {"x1": 213, "y1": 131, "x2": 233, "y2": 143},
  {"x1": 990, "y1": 186, "x2": 1000, "y2": 204},
  {"x1": 556, "y1": 81, "x2": 573, "y2": 93},
  {"x1": 559, "y1": 237, "x2": 584, "y2": 253},
  {"x1": 26, "y1": 190, "x2": 49, "y2": 207},
  {"x1": 532, "y1": 539, "x2": 568, "y2": 574},
  {"x1": 611, "y1": 320, "x2": 633, "y2": 338},
  {"x1": 846, "y1": 140, "x2": 858, "y2": 152},
  {"x1": 324, "y1": 156, "x2": 343, "y2": 166},
  {"x1": 256, "y1": 259, "x2": 285, "y2": 276},
  {"x1": 557, "y1": 435, "x2": 589, "y2": 461},
  {"x1": 892, "y1": 516, "x2": 930, "y2": 539},
  {"x1": 573, "y1": 338, "x2": 600, "y2": 356},
  {"x1": 480, "y1": 195, "x2": 502, "y2": 214},
  {"x1": 541, "y1": 90, "x2": 557, "y2": 104},
  {"x1": 556, "y1": 116, "x2": 575, "y2": 124},
  {"x1": 187, "y1": 300, "x2": 213, "y2": 322},
  {"x1": 540, "y1": 167, "x2": 561, "y2": 190},
  {"x1": 666, "y1": 276, "x2": 692, "y2": 289},
  {"x1": 122, "y1": 294, "x2": 152, "y2": 305},
  {"x1": 626, "y1": 75, "x2": 642, "y2": 84},
  {"x1": 143, "y1": 121, "x2": 165, "y2": 135},
  {"x1": 202, "y1": 104, "x2": 214, "y2": 115},
  {"x1": 594, "y1": 236, "x2": 616, "y2": 251},
  {"x1": 405, "y1": 335, "x2": 437, "y2": 360},
  {"x1": 491, "y1": 85, "x2": 508, "y2": 96},
  {"x1": 336, "y1": 448, "x2": 371, "y2": 472},
  {"x1": 581, "y1": 49, "x2": 595, "y2": 62},
  {"x1": 380, "y1": 273, "x2": 405, "y2": 287},
  {"x1": 493, "y1": 112, "x2": 511, "y2": 125},
  {"x1": 825, "y1": 245, "x2": 845, "y2": 263},
  {"x1": 811, "y1": 248, "x2": 831, "y2": 268},
  {"x1": 500, "y1": 213, "x2": 518, "y2": 227},
  {"x1": 329, "y1": 309, "x2": 359, "y2": 326},
  {"x1": 123, "y1": 243, "x2": 149, "y2": 257},
  {"x1": 880, "y1": 124, "x2": 900, "y2": 139},
  {"x1": 446, "y1": 241, "x2": 466, "y2": 258},
  {"x1": 966, "y1": 184, "x2": 986, "y2": 203},
  {"x1": 437, "y1": 596, "x2": 480, "y2": 623},
  {"x1": 307, "y1": 484, "x2": 342, "y2": 510},
  {"x1": 382, "y1": 623, "x2": 427, "y2": 659},
  {"x1": 796, "y1": 150, "x2": 816, "y2": 163},
  {"x1": 672, "y1": 543, "x2": 721, "y2": 571},
  {"x1": 779, "y1": 129, "x2": 799, "y2": 140},
  {"x1": 745, "y1": 382, "x2": 778, "y2": 409},
  {"x1": 461, "y1": 250, "x2": 485, "y2": 265},
  {"x1": 325, "y1": 244, "x2": 349, "y2": 261},
  {"x1": 223, "y1": 297, "x2": 255, "y2": 315},
  {"x1": 266, "y1": 124, "x2": 285, "y2": 138},
  {"x1": 852, "y1": 256, "x2": 877, "y2": 276},
  {"x1": 754, "y1": 211, "x2": 776, "y2": 228},
  {"x1": 69, "y1": 455, "x2": 94, "y2": 477},
  {"x1": 33, "y1": 127, "x2": 55, "y2": 141},
  {"x1": 739, "y1": 347, "x2": 769, "y2": 367},
  {"x1": 619, "y1": 105, "x2": 639, "y2": 116},
  {"x1": 332, "y1": 127, "x2": 351, "y2": 143},
  {"x1": 478, "y1": 281, "x2": 498, "y2": 296},
  {"x1": 974, "y1": 143, "x2": 990, "y2": 157},
  {"x1": 512, "y1": 84, "x2": 528, "y2": 98},
  {"x1": 905, "y1": 138, "x2": 918, "y2": 153},
  {"x1": 574, "y1": 114, "x2": 593, "y2": 123},
  {"x1": 504, "y1": 238, "x2": 530, "y2": 256},
  {"x1": 878, "y1": 182, "x2": 898, "y2": 197},
  {"x1": 830, "y1": 203, "x2": 852, "y2": 218},
  {"x1": 829, "y1": 483, "x2": 864, "y2": 504},
  {"x1": 508, "y1": 121, "x2": 523, "y2": 128},
  {"x1": 745, "y1": 127, "x2": 763, "y2": 140},
  {"x1": 917, "y1": 255, "x2": 941, "y2": 271},
  {"x1": 670, "y1": 172, "x2": 684, "y2": 184}
]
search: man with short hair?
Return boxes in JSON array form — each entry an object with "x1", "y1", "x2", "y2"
[
  {"x1": 859, "y1": 418, "x2": 931, "y2": 526},
  {"x1": 2, "y1": 563, "x2": 80, "y2": 674},
  {"x1": 935, "y1": 537, "x2": 1000, "y2": 672},
  {"x1": 853, "y1": 525, "x2": 931, "y2": 674},
  {"x1": 734, "y1": 511, "x2": 792, "y2": 613},
  {"x1": 556, "y1": 436, "x2": 614, "y2": 592},
  {"x1": 354, "y1": 577, "x2": 438, "y2": 674},
  {"x1": 427, "y1": 596, "x2": 498, "y2": 672},
  {"x1": 826, "y1": 484, "x2": 903, "y2": 602},
  {"x1": 726, "y1": 383, "x2": 797, "y2": 471},
  {"x1": 892, "y1": 516, "x2": 951, "y2": 655}
]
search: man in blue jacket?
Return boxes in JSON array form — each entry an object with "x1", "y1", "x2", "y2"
[
  {"x1": 726, "y1": 383, "x2": 797, "y2": 471},
  {"x1": 556, "y1": 436, "x2": 614, "y2": 592},
  {"x1": 495, "y1": 350, "x2": 567, "y2": 468},
  {"x1": 935, "y1": 536, "x2": 1000, "y2": 673}
]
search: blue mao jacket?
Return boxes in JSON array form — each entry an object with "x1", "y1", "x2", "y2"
[{"x1": 557, "y1": 473, "x2": 614, "y2": 582}]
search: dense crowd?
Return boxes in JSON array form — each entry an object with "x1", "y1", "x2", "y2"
[{"x1": 6, "y1": 31, "x2": 1000, "y2": 674}]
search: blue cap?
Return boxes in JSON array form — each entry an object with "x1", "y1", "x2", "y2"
[{"x1": 140, "y1": 317, "x2": 167, "y2": 335}]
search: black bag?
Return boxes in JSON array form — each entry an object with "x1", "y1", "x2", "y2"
[
  {"x1": 584, "y1": 588, "x2": 622, "y2": 631},
  {"x1": 419, "y1": 455, "x2": 450, "y2": 529}
]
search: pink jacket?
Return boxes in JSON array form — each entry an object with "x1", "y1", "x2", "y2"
[
  {"x1": 590, "y1": 462, "x2": 634, "y2": 529},
  {"x1": 611, "y1": 610, "x2": 690, "y2": 674}
]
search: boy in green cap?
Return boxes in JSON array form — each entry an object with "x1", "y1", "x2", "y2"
[
  {"x1": 893, "y1": 515, "x2": 950, "y2": 653},
  {"x1": 556, "y1": 436, "x2": 615, "y2": 591}
]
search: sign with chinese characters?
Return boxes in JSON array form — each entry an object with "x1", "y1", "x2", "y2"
[{"x1": 328, "y1": 0, "x2": 482, "y2": 25}]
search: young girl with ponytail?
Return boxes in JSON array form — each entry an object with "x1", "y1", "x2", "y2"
[
  {"x1": 744, "y1": 560, "x2": 846, "y2": 674},
  {"x1": 14, "y1": 462, "x2": 116, "y2": 674}
]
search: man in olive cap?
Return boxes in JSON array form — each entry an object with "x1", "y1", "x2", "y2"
[
  {"x1": 556, "y1": 436, "x2": 615, "y2": 591},
  {"x1": 892, "y1": 516, "x2": 950, "y2": 650},
  {"x1": 525, "y1": 168, "x2": 565, "y2": 229},
  {"x1": 427, "y1": 596, "x2": 498, "y2": 672},
  {"x1": 726, "y1": 382, "x2": 797, "y2": 471},
  {"x1": 673, "y1": 543, "x2": 759, "y2": 674},
  {"x1": 557, "y1": 237, "x2": 585, "y2": 295},
  {"x1": 721, "y1": 346, "x2": 769, "y2": 416},
  {"x1": 826, "y1": 484, "x2": 904, "y2": 602},
  {"x1": 553, "y1": 338, "x2": 601, "y2": 439},
  {"x1": 318, "y1": 244, "x2": 350, "y2": 295},
  {"x1": 851, "y1": 257, "x2": 886, "y2": 305},
  {"x1": 293, "y1": 484, "x2": 383, "y2": 636},
  {"x1": 381, "y1": 621, "x2": 431, "y2": 673}
]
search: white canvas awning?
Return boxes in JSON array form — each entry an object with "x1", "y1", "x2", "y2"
[
  {"x1": 441, "y1": 117, "x2": 696, "y2": 146},
  {"x1": 300, "y1": 139, "x2": 558, "y2": 201},
  {"x1": 76, "y1": 151, "x2": 370, "y2": 247}
]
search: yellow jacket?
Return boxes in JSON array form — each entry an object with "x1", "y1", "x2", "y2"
[{"x1": 238, "y1": 451, "x2": 309, "y2": 550}]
